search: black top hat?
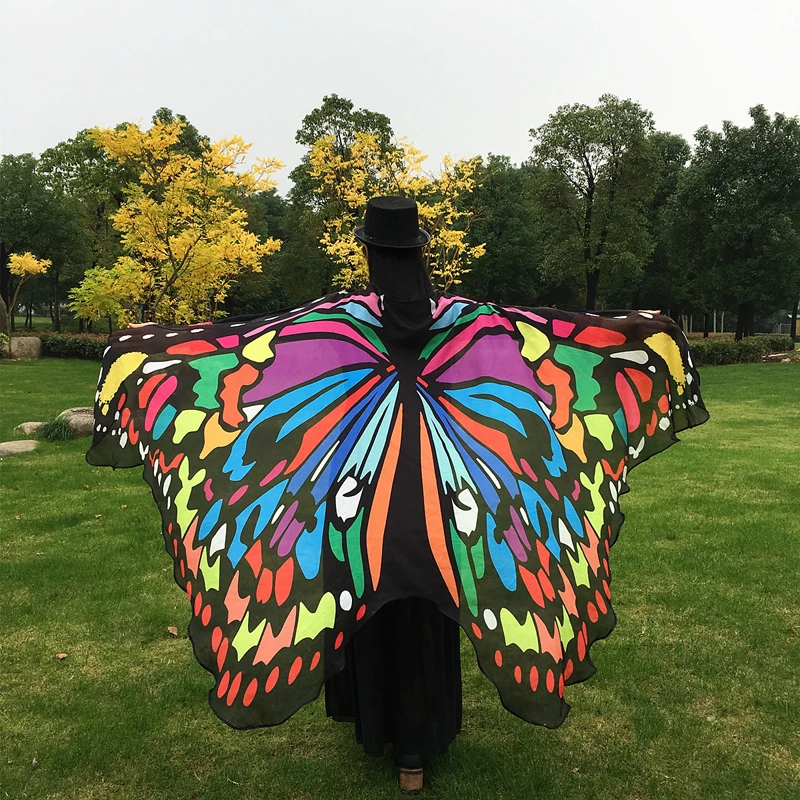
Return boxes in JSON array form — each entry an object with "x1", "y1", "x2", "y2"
[{"x1": 354, "y1": 196, "x2": 431, "y2": 249}]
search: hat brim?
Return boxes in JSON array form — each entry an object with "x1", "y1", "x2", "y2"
[{"x1": 354, "y1": 227, "x2": 431, "y2": 249}]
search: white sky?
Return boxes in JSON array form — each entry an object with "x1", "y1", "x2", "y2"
[{"x1": 2, "y1": 0, "x2": 799, "y2": 193}]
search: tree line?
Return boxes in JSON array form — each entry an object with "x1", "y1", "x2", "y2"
[{"x1": 1, "y1": 95, "x2": 799, "y2": 340}]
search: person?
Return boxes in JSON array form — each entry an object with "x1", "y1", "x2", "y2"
[
  {"x1": 87, "y1": 195, "x2": 709, "y2": 793},
  {"x1": 324, "y1": 198, "x2": 463, "y2": 788}
]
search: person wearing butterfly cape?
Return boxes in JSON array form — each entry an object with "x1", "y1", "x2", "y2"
[{"x1": 87, "y1": 195, "x2": 709, "y2": 789}]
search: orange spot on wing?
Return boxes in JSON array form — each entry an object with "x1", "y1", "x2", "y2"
[
  {"x1": 223, "y1": 572, "x2": 249, "y2": 624},
  {"x1": 138, "y1": 373, "x2": 165, "y2": 409},
  {"x1": 220, "y1": 364, "x2": 260, "y2": 428},
  {"x1": 254, "y1": 606, "x2": 296, "y2": 667},
  {"x1": 365, "y1": 406, "x2": 403, "y2": 591},
  {"x1": 419, "y1": 414, "x2": 459, "y2": 606},
  {"x1": 183, "y1": 518, "x2": 201, "y2": 578},
  {"x1": 275, "y1": 558, "x2": 294, "y2": 606},
  {"x1": 244, "y1": 540, "x2": 263, "y2": 579},
  {"x1": 536, "y1": 359, "x2": 574, "y2": 430},
  {"x1": 624, "y1": 367, "x2": 653, "y2": 402},
  {"x1": 519, "y1": 565, "x2": 546, "y2": 607}
]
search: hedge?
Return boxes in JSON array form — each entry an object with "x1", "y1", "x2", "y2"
[
  {"x1": 688, "y1": 334, "x2": 795, "y2": 366},
  {"x1": 38, "y1": 332, "x2": 108, "y2": 360}
]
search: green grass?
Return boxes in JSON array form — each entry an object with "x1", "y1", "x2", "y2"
[
  {"x1": 12, "y1": 315, "x2": 85, "y2": 333},
  {"x1": 1, "y1": 359, "x2": 798, "y2": 799}
]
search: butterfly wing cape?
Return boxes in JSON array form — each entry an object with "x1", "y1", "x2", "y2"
[{"x1": 87, "y1": 290, "x2": 709, "y2": 729}]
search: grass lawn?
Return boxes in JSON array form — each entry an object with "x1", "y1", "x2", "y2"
[{"x1": 1, "y1": 358, "x2": 798, "y2": 799}]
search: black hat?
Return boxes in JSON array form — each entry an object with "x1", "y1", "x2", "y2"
[{"x1": 354, "y1": 196, "x2": 431, "y2": 249}]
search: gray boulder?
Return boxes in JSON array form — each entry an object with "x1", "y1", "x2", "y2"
[
  {"x1": 10, "y1": 337, "x2": 42, "y2": 359},
  {"x1": 61, "y1": 407, "x2": 95, "y2": 437},
  {"x1": 0, "y1": 440, "x2": 38, "y2": 457},
  {"x1": 15, "y1": 421, "x2": 45, "y2": 436}
]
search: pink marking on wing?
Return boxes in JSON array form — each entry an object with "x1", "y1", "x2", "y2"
[
  {"x1": 260, "y1": 459, "x2": 287, "y2": 487},
  {"x1": 572, "y1": 479, "x2": 581, "y2": 501},
  {"x1": 228, "y1": 485, "x2": 249, "y2": 505},
  {"x1": 520, "y1": 458, "x2": 538, "y2": 482},
  {"x1": 431, "y1": 294, "x2": 463, "y2": 319},
  {"x1": 144, "y1": 375, "x2": 177, "y2": 431},
  {"x1": 217, "y1": 335, "x2": 240, "y2": 349},
  {"x1": 552, "y1": 319, "x2": 576, "y2": 338},
  {"x1": 204, "y1": 479, "x2": 214, "y2": 501},
  {"x1": 281, "y1": 320, "x2": 385, "y2": 357},
  {"x1": 615, "y1": 371, "x2": 641, "y2": 432},
  {"x1": 421, "y1": 315, "x2": 514, "y2": 376},
  {"x1": 508, "y1": 307, "x2": 548, "y2": 324},
  {"x1": 544, "y1": 479, "x2": 559, "y2": 500}
]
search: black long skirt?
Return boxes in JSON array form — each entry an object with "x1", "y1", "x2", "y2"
[{"x1": 324, "y1": 597, "x2": 462, "y2": 762}]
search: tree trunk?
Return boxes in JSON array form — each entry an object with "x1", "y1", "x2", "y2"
[
  {"x1": 0, "y1": 242, "x2": 9, "y2": 314},
  {"x1": 790, "y1": 298, "x2": 799, "y2": 342},
  {"x1": 0, "y1": 295, "x2": 8, "y2": 337},
  {"x1": 585, "y1": 269, "x2": 600, "y2": 311},
  {"x1": 703, "y1": 312, "x2": 710, "y2": 338},
  {"x1": 720, "y1": 310, "x2": 725, "y2": 334},
  {"x1": 53, "y1": 274, "x2": 61, "y2": 332},
  {"x1": 735, "y1": 303, "x2": 746, "y2": 341}
]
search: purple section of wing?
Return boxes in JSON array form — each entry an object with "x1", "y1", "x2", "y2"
[
  {"x1": 243, "y1": 339, "x2": 378, "y2": 403},
  {"x1": 436, "y1": 334, "x2": 553, "y2": 404}
]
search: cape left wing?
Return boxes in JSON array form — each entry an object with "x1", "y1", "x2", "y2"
[{"x1": 88, "y1": 292, "x2": 405, "y2": 728}]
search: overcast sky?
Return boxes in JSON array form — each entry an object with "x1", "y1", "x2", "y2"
[{"x1": 2, "y1": 0, "x2": 798, "y2": 193}]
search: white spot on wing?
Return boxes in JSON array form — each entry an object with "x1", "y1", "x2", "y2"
[
  {"x1": 209, "y1": 524, "x2": 227, "y2": 556},
  {"x1": 142, "y1": 359, "x2": 182, "y2": 375},
  {"x1": 610, "y1": 350, "x2": 649, "y2": 364}
]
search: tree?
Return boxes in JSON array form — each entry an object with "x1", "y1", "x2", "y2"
[
  {"x1": 7, "y1": 252, "x2": 51, "y2": 321},
  {"x1": 38, "y1": 130, "x2": 127, "y2": 330},
  {"x1": 666, "y1": 105, "x2": 800, "y2": 339},
  {"x1": 290, "y1": 94, "x2": 394, "y2": 209},
  {"x1": 308, "y1": 131, "x2": 485, "y2": 290},
  {"x1": 529, "y1": 94, "x2": 659, "y2": 310},
  {"x1": 70, "y1": 118, "x2": 283, "y2": 325},
  {"x1": 603, "y1": 131, "x2": 694, "y2": 315},
  {"x1": 0, "y1": 153, "x2": 85, "y2": 331},
  {"x1": 460, "y1": 155, "x2": 577, "y2": 307}
]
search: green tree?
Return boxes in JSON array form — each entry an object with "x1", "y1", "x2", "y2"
[
  {"x1": 461, "y1": 155, "x2": 577, "y2": 308},
  {"x1": 289, "y1": 93, "x2": 394, "y2": 209},
  {"x1": 530, "y1": 94, "x2": 659, "y2": 310},
  {"x1": 39, "y1": 130, "x2": 131, "y2": 330},
  {"x1": 0, "y1": 154, "x2": 85, "y2": 332},
  {"x1": 666, "y1": 106, "x2": 800, "y2": 339},
  {"x1": 281, "y1": 95, "x2": 395, "y2": 301}
]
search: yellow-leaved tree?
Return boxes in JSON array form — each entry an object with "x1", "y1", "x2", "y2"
[
  {"x1": 70, "y1": 119, "x2": 282, "y2": 325},
  {"x1": 8, "y1": 252, "x2": 51, "y2": 321},
  {"x1": 307, "y1": 132, "x2": 485, "y2": 290}
]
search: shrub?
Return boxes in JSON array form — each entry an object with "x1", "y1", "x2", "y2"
[
  {"x1": 0, "y1": 332, "x2": 9, "y2": 357},
  {"x1": 689, "y1": 336, "x2": 774, "y2": 366},
  {"x1": 40, "y1": 415, "x2": 75, "y2": 442},
  {"x1": 756, "y1": 333, "x2": 795, "y2": 353},
  {"x1": 38, "y1": 332, "x2": 108, "y2": 360}
]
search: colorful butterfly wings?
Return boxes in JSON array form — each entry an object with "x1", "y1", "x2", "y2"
[{"x1": 88, "y1": 291, "x2": 708, "y2": 729}]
